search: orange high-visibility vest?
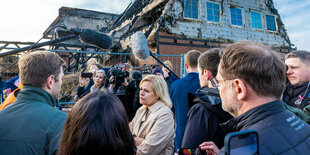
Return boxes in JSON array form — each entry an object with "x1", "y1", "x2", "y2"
[{"x1": 0, "y1": 84, "x2": 23, "y2": 110}]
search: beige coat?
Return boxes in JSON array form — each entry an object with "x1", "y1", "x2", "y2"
[{"x1": 129, "y1": 101, "x2": 175, "y2": 155}]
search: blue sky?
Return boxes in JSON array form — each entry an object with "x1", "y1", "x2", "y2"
[
  {"x1": 0, "y1": 0, "x2": 309, "y2": 51},
  {"x1": 273, "y1": 0, "x2": 310, "y2": 50}
]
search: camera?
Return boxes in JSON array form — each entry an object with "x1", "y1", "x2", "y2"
[
  {"x1": 109, "y1": 67, "x2": 130, "y2": 84},
  {"x1": 81, "y1": 72, "x2": 93, "y2": 78},
  {"x1": 131, "y1": 70, "x2": 142, "y2": 81}
]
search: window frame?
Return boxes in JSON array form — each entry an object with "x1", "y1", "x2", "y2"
[
  {"x1": 265, "y1": 14, "x2": 277, "y2": 32},
  {"x1": 230, "y1": 7, "x2": 243, "y2": 27},
  {"x1": 183, "y1": 0, "x2": 200, "y2": 20},
  {"x1": 250, "y1": 11, "x2": 262, "y2": 30},
  {"x1": 205, "y1": 1, "x2": 221, "y2": 23}
]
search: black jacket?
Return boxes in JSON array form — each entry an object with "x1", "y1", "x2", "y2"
[
  {"x1": 114, "y1": 81, "x2": 137, "y2": 121},
  {"x1": 283, "y1": 81, "x2": 310, "y2": 110},
  {"x1": 165, "y1": 72, "x2": 178, "y2": 89},
  {"x1": 181, "y1": 87, "x2": 232, "y2": 149},
  {"x1": 220, "y1": 100, "x2": 310, "y2": 155},
  {"x1": 77, "y1": 79, "x2": 94, "y2": 99}
]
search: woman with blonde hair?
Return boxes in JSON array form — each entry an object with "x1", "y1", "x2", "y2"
[
  {"x1": 129, "y1": 75, "x2": 175, "y2": 154},
  {"x1": 162, "y1": 60, "x2": 178, "y2": 88},
  {"x1": 89, "y1": 69, "x2": 107, "y2": 92}
]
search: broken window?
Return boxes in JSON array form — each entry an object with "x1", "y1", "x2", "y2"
[
  {"x1": 251, "y1": 11, "x2": 262, "y2": 29},
  {"x1": 206, "y1": 2, "x2": 220, "y2": 23},
  {"x1": 266, "y1": 14, "x2": 276, "y2": 31},
  {"x1": 230, "y1": 7, "x2": 242, "y2": 26},
  {"x1": 184, "y1": 0, "x2": 199, "y2": 19}
]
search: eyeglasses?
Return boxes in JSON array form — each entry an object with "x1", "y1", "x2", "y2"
[
  {"x1": 210, "y1": 78, "x2": 220, "y2": 88},
  {"x1": 211, "y1": 77, "x2": 236, "y2": 88}
]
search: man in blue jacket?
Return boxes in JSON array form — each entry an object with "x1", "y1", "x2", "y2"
[
  {"x1": 170, "y1": 50, "x2": 201, "y2": 152},
  {"x1": 0, "y1": 51, "x2": 67, "y2": 155},
  {"x1": 200, "y1": 41, "x2": 310, "y2": 154}
]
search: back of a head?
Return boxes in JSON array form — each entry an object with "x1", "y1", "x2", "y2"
[
  {"x1": 140, "y1": 75, "x2": 172, "y2": 108},
  {"x1": 18, "y1": 51, "x2": 65, "y2": 88},
  {"x1": 220, "y1": 41, "x2": 286, "y2": 98},
  {"x1": 164, "y1": 60, "x2": 173, "y2": 69},
  {"x1": 285, "y1": 50, "x2": 310, "y2": 64},
  {"x1": 89, "y1": 64, "x2": 103, "y2": 71},
  {"x1": 58, "y1": 91, "x2": 135, "y2": 155},
  {"x1": 185, "y1": 50, "x2": 201, "y2": 68},
  {"x1": 152, "y1": 67, "x2": 164, "y2": 75},
  {"x1": 198, "y1": 48, "x2": 221, "y2": 77}
]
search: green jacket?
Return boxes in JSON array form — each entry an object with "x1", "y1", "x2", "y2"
[
  {"x1": 304, "y1": 104, "x2": 310, "y2": 117},
  {"x1": 284, "y1": 102, "x2": 310, "y2": 124},
  {"x1": 0, "y1": 86, "x2": 67, "y2": 155}
]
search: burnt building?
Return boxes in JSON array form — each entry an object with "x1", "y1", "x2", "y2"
[
  {"x1": 43, "y1": 6, "x2": 119, "y2": 72},
  {"x1": 43, "y1": 0, "x2": 293, "y2": 76},
  {"x1": 108, "y1": 0, "x2": 293, "y2": 75}
]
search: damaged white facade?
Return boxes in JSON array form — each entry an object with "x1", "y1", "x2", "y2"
[
  {"x1": 44, "y1": 7, "x2": 119, "y2": 47},
  {"x1": 164, "y1": 0, "x2": 291, "y2": 47}
]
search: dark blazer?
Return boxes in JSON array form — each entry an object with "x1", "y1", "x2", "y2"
[{"x1": 169, "y1": 72, "x2": 200, "y2": 151}]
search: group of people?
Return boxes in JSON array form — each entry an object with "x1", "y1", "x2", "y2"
[{"x1": 0, "y1": 40, "x2": 310, "y2": 155}]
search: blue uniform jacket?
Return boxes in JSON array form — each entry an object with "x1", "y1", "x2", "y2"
[{"x1": 169, "y1": 72, "x2": 200, "y2": 152}]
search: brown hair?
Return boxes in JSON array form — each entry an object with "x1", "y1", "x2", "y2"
[
  {"x1": 198, "y1": 48, "x2": 222, "y2": 77},
  {"x1": 18, "y1": 51, "x2": 65, "y2": 88},
  {"x1": 58, "y1": 91, "x2": 135, "y2": 155},
  {"x1": 185, "y1": 50, "x2": 201, "y2": 68},
  {"x1": 285, "y1": 50, "x2": 310, "y2": 64},
  {"x1": 219, "y1": 41, "x2": 286, "y2": 98}
]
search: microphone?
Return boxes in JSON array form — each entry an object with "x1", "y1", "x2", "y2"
[
  {"x1": 80, "y1": 29, "x2": 113, "y2": 49},
  {"x1": 131, "y1": 31, "x2": 150, "y2": 60},
  {"x1": 130, "y1": 31, "x2": 180, "y2": 79},
  {"x1": 61, "y1": 26, "x2": 113, "y2": 49}
]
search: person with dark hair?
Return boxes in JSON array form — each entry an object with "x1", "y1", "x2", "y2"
[
  {"x1": 181, "y1": 48, "x2": 232, "y2": 150},
  {"x1": 284, "y1": 50, "x2": 310, "y2": 111},
  {"x1": 169, "y1": 50, "x2": 201, "y2": 152},
  {"x1": 0, "y1": 50, "x2": 67, "y2": 154},
  {"x1": 200, "y1": 41, "x2": 310, "y2": 154},
  {"x1": 152, "y1": 66, "x2": 164, "y2": 77},
  {"x1": 58, "y1": 91, "x2": 135, "y2": 155}
]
